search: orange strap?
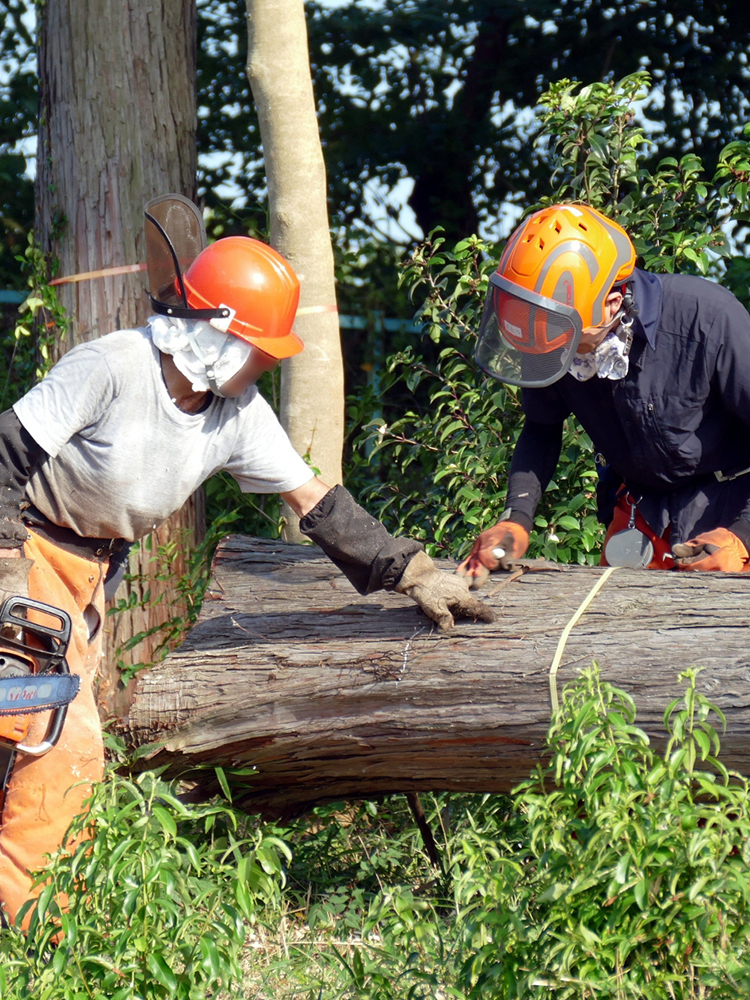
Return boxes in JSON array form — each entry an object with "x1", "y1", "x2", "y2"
[
  {"x1": 49, "y1": 265, "x2": 340, "y2": 324},
  {"x1": 296, "y1": 304, "x2": 339, "y2": 316},
  {"x1": 49, "y1": 262, "x2": 148, "y2": 286}
]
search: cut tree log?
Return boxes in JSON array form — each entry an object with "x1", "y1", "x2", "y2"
[{"x1": 127, "y1": 536, "x2": 750, "y2": 814}]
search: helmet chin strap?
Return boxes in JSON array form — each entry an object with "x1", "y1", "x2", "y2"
[
  {"x1": 589, "y1": 280, "x2": 635, "y2": 354},
  {"x1": 611, "y1": 280, "x2": 638, "y2": 354}
]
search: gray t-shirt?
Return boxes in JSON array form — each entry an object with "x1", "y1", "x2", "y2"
[{"x1": 13, "y1": 327, "x2": 313, "y2": 541}]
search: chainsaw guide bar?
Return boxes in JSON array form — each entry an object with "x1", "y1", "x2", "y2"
[{"x1": 0, "y1": 673, "x2": 80, "y2": 716}]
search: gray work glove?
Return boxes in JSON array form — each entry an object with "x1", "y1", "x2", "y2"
[{"x1": 395, "y1": 551, "x2": 496, "y2": 631}]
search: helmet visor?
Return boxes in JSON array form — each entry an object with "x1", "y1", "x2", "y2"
[
  {"x1": 475, "y1": 273, "x2": 583, "y2": 388},
  {"x1": 145, "y1": 194, "x2": 207, "y2": 307}
]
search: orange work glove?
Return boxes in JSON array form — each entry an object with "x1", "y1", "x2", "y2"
[
  {"x1": 456, "y1": 520, "x2": 530, "y2": 590},
  {"x1": 672, "y1": 528, "x2": 749, "y2": 572}
]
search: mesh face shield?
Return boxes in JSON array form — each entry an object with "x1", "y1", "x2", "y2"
[
  {"x1": 475, "y1": 273, "x2": 584, "y2": 388},
  {"x1": 144, "y1": 194, "x2": 229, "y2": 323}
]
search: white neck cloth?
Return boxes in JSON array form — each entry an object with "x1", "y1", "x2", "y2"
[
  {"x1": 569, "y1": 318, "x2": 634, "y2": 382},
  {"x1": 148, "y1": 315, "x2": 252, "y2": 394}
]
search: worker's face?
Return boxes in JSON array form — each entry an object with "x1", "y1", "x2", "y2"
[
  {"x1": 576, "y1": 290, "x2": 624, "y2": 354},
  {"x1": 220, "y1": 346, "x2": 279, "y2": 397}
]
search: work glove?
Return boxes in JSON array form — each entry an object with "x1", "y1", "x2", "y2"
[
  {"x1": 395, "y1": 551, "x2": 496, "y2": 631},
  {"x1": 455, "y1": 521, "x2": 530, "y2": 590},
  {"x1": 672, "y1": 528, "x2": 749, "y2": 573}
]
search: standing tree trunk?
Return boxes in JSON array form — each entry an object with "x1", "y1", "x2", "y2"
[
  {"x1": 246, "y1": 0, "x2": 344, "y2": 539},
  {"x1": 36, "y1": 0, "x2": 202, "y2": 719}
]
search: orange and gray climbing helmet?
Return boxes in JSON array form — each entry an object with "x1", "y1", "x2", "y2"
[
  {"x1": 145, "y1": 194, "x2": 303, "y2": 359},
  {"x1": 475, "y1": 204, "x2": 636, "y2": 387}
]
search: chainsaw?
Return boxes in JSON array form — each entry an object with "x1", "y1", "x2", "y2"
[{"x1": 0, "y1": 596, "x2": 79, "y2": 769}]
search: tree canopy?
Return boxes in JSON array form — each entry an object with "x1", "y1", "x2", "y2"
[
  {"x1": 0, "y1": 0, "x2": 35, "y2": 287},
  {"x1": 3, "y1": 0, "x2": 750, "y2": 284},
  {"x1": 197, "y1": 0, "x2": 750, "y2": 246}
]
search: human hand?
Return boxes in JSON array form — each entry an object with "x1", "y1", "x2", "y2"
[
  {"x1": 455, "y1": 521, "x2": 530, "y2": 590},
  {"x1": 672, "y1": 528, "x2": 748, "y2": 572},
  {"x1": 396, "y1": 551, "x2": 496, "y2": 631}
]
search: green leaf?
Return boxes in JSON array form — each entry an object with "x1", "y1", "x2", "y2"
[
  {"x1": 537, "y1": 882, "x2": 568, "y2": 903},
  {"x1": 147, "y1": 953, "x2": 178, "y2": 994},
  {"x1": 152, "y1": 804, "x2": 177, "y2": 838},
  {"x1": 694, "y1": 729, "x2": 711, "y2": 759},
  {"x1": 201, "y1": 936, "x2": 222, "y2": 980},
  {"x1": 215, "y1": 765, "x2": 233, "y2": 803},
  {"x1": 634, "y1": 877, "x2": 649, "y2": 910},
  {"x1": 614, "y1": 853, "x2": 629, "y2": 884}
]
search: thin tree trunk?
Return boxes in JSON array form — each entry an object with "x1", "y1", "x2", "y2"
[
  {"x1": 128, "y1": 536, "x2": 750, "y2": 815},
  {"x1": 36, "y1": 0, "x2": 202, "y2": 719},
  {"x1": 245, "y1": 0, "x2": 344, "y2": 539}
]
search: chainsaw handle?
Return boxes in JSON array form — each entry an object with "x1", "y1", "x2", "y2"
[
  {"x1": 0, "y1": 596, "x2": 72, "y2": 645},
  {"x1": 0, "y1": 597, "x2": 75, "y2": 757},
  {"x1": 15, "y1": 702, "x2": 69, "y2": 756}
]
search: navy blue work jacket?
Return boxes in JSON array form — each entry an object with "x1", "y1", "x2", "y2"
[{"x1": 507, "y1": 269, "x2": 750, "y2": 544}]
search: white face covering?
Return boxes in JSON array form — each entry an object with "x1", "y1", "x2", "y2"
[
  {"x1": 148, "y1": 315, "x2": 252, "y2": 396},
  {"x1": 569, "y1": 315, "x2": 634, "y2": 382}
]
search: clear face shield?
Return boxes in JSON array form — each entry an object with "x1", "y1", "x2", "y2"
[
  {"x1": 145, "y1": 194, "x2": 206, "y2": 307},
  {"x1": 475, "y1": 273, "x2": 584, "y2": 389},
  {"x1": 144, "y1": 193, "x2": 232, "y2": 329}
]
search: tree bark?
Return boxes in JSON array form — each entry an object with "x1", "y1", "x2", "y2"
[
  {"x1": 245, "y1": 0, "x2": 344, "y2": 539},
  {"x1": 35, "y1": 0, "x2": 202, "y2": 719},
  {"x1": 128, "y1": 536, "x2": 750, "y2": 815}
]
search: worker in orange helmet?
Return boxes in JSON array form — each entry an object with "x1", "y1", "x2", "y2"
[
  {"x1": 457, "y1": 203, "x2": 750, "y2": 587},
  {"x1": 0, "y1": 194, "x2": 493, "y2": 926}
]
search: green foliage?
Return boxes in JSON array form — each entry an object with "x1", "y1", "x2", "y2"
[
  {"x1": 0, "y1": 760, "x2": 290, "y2": 999},
  {"x1": 451, "y1": 667, "x2": 750, "y2": 999},
  {"x1": 204, "y1": 472, "x2": 283, "y2": 541},
  {"x1": 0, "y1": 235, "x2": 69, "y2": 412},
  {"x1": 207, "y1": 669, "x2": 750, "y2": 1000},
  {"x1": 538, "y1": 72, "x2": 750, "y2": 281},
  {"x1": 0, "y1": 0, "x2": 36, "y2": 289},
  {"x1": 197, "y1": 1, "x2": 750, "y2": 244},
  {"x1": 3, "y1": 673, "x2": 749, "y2": 999}
]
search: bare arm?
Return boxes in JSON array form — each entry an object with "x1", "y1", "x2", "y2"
[{"x1": 280, "y1": 476, "x2": 332, "y2": 518}]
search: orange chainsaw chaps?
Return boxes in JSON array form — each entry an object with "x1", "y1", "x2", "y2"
[
  {"x1": 0, "y1": 713, "x2": 30, "y2": 747},
  {"x1": 0, "y1": 529, "x2": 106, "y2": 929}
]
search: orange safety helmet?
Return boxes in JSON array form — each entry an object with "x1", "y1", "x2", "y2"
[
  {"x1": 475, "y1": 204, "x2": 636, "y2": 387},
  {"x1": 183, "y1": 238, "x2": 303, "y2": 360},
  {"x1": 145, "y1": 194, "x2": 303, "y2": 359}
]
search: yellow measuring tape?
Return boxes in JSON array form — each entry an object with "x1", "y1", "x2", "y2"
[{"x1": 548, "y1": 566, "x2": 620, "y2": 713}]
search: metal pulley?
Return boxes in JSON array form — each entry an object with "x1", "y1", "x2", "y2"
[{"x1": 603, "y1": 500, "x2": 654, "y2": 569}]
